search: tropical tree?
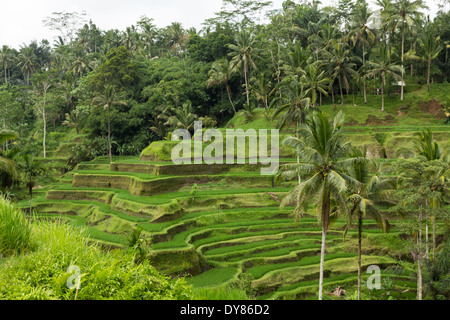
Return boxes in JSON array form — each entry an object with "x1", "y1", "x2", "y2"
[
  {"x1": 300, "y1": 62, "x2": 330, "y2": 106},
  {"x1": 0, "y1": 131, "x2": 19, "y2": 191},
  {"x1": 207, "y1": 58, "x2": 237, "y2": 113},
  {"x1": 20, "y1": 154, "x2": 44, "y2": 213},
  {"x1": 412, "y1": 129, "x2": 447, "y2": 260},
  {"x1": 344, "y1": 147, "x2": 392, "y2": 300},
  {"x1": 278, "y1": 111, "x2": 352, "y2": 300},
  {"x1": 365, "y1": 43, "x2": 403, "y2": 111},
  {"x1": 32, "y1": 72, "x2": 58, "y2": 158},
  {"x1": 166, "y1": 100, "x2": 198, "y2": 133},
  {"x1": 322, "y1": 41, "x2": 360, "y2": 105},
  {"x1": 227, "y1": 29, "x2": 258, "y2": 106},
  {"x1": 92, "y1": 85, "x2": 127, "y2": 163},
  {"x1": 388, "y1": 0, "x2": 427, "y2": 100},
  {"x1": 17, "y1": 46, "x2": 38, "y2": 86},
  {"x1": 250, "y1": 73, "x2": 276, "y2": 110},
  {"x1": 418, "y1": 32, "x2": 443, "y2": 92},
  {"x1": 0, "y1": 46, "x2": 15, "y2": 84},
  {"x1": 347, "y1": 0, "x2": 378, "y2": 104}
]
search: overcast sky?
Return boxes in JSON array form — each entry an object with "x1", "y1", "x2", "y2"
[{"x1": 0, "y1": 0, "x2": 443, "y2": 49}]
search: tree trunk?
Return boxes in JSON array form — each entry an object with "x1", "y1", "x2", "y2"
[
  {"x1": 338, "y1": 76, "x2": 344, "y2": 106},
  {"x1": 417, "y1": 210, "x2": 423, "y2": 300},
  {"x1": 43, "y1": 108, "x2": 47, "y2": 158},
  {"x1": 363, "y1": 45, "x2": 367, "y2": 104},
  {"x1": 318, "y1": 187, "x2": 330, "y2": 300},
  {"x1": 108, "y1": 105, "x2": 112, "y2": 163},
  {"x1": 318, "y1": 227, "x2": 327, "y2": 300},
  {"x1": 425, "y1": 221, "x2": 429, "y2": 260},
  {"x1": 433, "y1": 215, "x2": 436, "y2": 261},
  {"x1": 358, "y1": 211, "x2": 362, "y2": 300},
  {"x1": 381, "y1": 75, "x2": 385, "y2": 112},
  {"x1": 401, "y1": 28, "x2": 405, "y2": 101},
  {"x1": 226, "y1": 84, "x2": 236, "y2": 113},
  {"x1": 427, "y1": 59, "x2": 431, "y2": 92},
  {"x1": 244, "y1": 65, "x2": 250, "y2": 106}
]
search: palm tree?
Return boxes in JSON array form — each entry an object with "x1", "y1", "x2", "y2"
[
  {"x1": 250, "y1": 74, "x2": 276, "y2": 110},
  {"x1": 20, "y1": 154, "x2": 44, "y2": 213},
  {"x1": 418, "y1": 32, "x2": 443, "y2": 92},
  {"x1": 271, "y1": 77, "x2": 312, "y2": 132},
  {"x1": 17, "y1": 46, "x2": 37, "y2": 86},
  {"x1": 0, "y1": 45, "x2": 14, "y2": 84},
  {"x1": 166, "y1": 100, "x2": 198, "y2": 133},
  {"x1": 347, "y1": 0, "x2": 378, "y2": 104},
  {"x1": 344, "y1": 147, "x2": 392, "y2": 300},
  {"x1": 322, "y1": 41, "x2": 360, "y2": 106},
  {"x1": 412, "y1": 129, "x2": 447, "y2": 260},
  {"x1": 300, "y1": 62, "x2": 330, "y2": 106},
  {"x1": 207, "y1": 58, "x2": 237, "y2": 113},
  {"x1": 227, "y1": 29, "x2": 259, "y2": 106},
  {"x1": 388, "y1": 0, "x2": 427, "y2": 100},
  {"x1": 0, "y1": 131, "x2": 19, "y2": 191},
  {"x1": 279, "y1": 111, "x2": 352, "y2": 300},
  {"x1": 92, "y1": 85, "x2": 127, "y2": 163},
  {"x1": 365, "y1": 44, "x2": 403, "y2": 111}
]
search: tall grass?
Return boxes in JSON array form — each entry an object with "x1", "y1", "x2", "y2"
[{"x1": 0, "y1": 196, "x2": 33, "y2": 257}]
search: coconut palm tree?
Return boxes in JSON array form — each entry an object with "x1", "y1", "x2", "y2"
[
  {"x1": 344, "y1": 147, "x2": 392, "y2": 300},
  {"x1": 418, "y1": 32, "x2": 443, "y2": 92},
  {"x1": 166, "y1": 100, "x2": 198, "y2": 133},
  {"x1": 387, "y1": 0, "x2": 427, "y2": 100},
  {"x1": 412, "y1": 129, "x2": 447, "y2": 260},
  {"x1": 227, "y1": 29, "x2": 259, "y2": 106},
  {"x1": 0, "y1": 45, "x2": 15, "y2": 84},
  {"x1": 17, "y1": 46, "x2": 37, "y2": 86},
  {"x1": 347, "y1": 0, "x2": 378, "y2": 104},
  {"x1": 322, "y1": 41, "x2": 360, "y2": 106},
  {"x1": 279, "y1": 111, "x2": 352, "y2": 300},
  {"x1": 300, "y1": 62, "x2": 331, "y2": 106},
  {"x1": 365, "y1": 43, "x2": 403, "y2": 111},
  {"x1": 207, "y1": 58, "x2": 237, "y2": 113},
  {"x1": 250, "y1": 73, "x2": 276, "y2": 110},
  {"x1": 92, "y1": 85, "x2": 127, "y2": 163}
]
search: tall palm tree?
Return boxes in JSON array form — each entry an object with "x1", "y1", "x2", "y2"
[
  {"x1": 418, "y1": 32, "x2": 443, "y2": 92},
  {"x1": 207, "y1": 58, "x2": 237, "y2": 113},
  {"x1": 227, "y1": 29, "x2": 259, "y2": 106},
  {"x1": 17, "y1": 46, "x2": 37, "y2": 86},
  {"x1": 279, "y1": 111, "x2": 352, "y2": 300},
  {"x1": 0, "y1": 45, "x2": 14, "y2": 84},
  {"x1": 344, "y1": 147, "x2": 392, "y2": 300},
  {"x1": 271, "y1": 77, "x2": 312, "y2": 133},
  {"x1": 412, "y1": 129, "x2": 447, "y2": 260},
  {"x1": 347, "y1": 0, "x2": 378, "y2": 104},
  {"x1": 322, "y1": 41, "x2": 360, "y2": 106},
  {"x1": 92, "y1": 85, "x2": 127, "y2": 163},
  {"x1": 365, "y1": 44, "x2": 403, "y2": 111},
  {"x1": 300, "y1": 62, "x2": 331, "y2": 106},
  {"x1": 388, "y1": 0, "x2": 427, "y2": 100}
]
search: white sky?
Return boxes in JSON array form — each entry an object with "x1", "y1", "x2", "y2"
[{"x1": 0, "y1": 0, "x2": 443, "y2": 49}]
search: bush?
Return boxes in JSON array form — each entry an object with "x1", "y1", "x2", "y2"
[
  {"x1": 0, "y1": 196, "x2": 32, "y2": 257},
  {"x1": 0, "y1": 219, "x2": 194, "y2": 300}
]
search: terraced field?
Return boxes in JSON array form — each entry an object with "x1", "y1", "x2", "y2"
[
  {"x1": 19, "y1": 98, "x2": 450, "y2": 300},
  {"x1": 20, "y1": 150, "x2": 442, "y2": 300}
]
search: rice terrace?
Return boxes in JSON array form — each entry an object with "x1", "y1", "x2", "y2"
[{"x1": 0, "y1": 0, "x2": 449, "y2": 304}]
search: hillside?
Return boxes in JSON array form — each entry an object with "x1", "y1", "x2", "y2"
[{"x1": 18, "y1": 81, "x2": 449, "y2": 300}]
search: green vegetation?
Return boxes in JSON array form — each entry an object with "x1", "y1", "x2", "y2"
[{"x1": 0, "y1": 0, "x2": 449, "y2": 301}]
